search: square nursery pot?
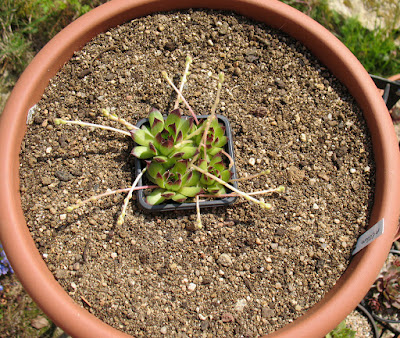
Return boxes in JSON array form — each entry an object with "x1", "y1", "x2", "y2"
[
  {"x1": 0, "y1": 0, "x2": 400, "y2": 337},
  {"x1": 135, "y1": 114, "x2": 238, "y2": 211}
]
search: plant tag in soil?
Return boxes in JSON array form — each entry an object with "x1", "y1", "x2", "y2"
[{"x1": 352, "y1": 219, "x2": 384, "y2": 255}]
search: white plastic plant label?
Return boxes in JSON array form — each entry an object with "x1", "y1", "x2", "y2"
[
  {"x1": 352, "y1": 219, "x2": 384, "y2": 255},
  {"x1": 26, "y1": 104, "x2": 37, "y2": 124}
]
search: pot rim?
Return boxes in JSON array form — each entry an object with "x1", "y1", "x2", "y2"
[{"x1": 0, "y1": 0, "x2": 399, "y2": 337}]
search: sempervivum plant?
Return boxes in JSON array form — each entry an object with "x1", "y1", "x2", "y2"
[
  {"x1": 131, "y1": 105, "x2": 232, "y2": 205},
  {"x1": 54, "y1": 56, "x2": 284, "y2": 228},
  {"x1": 368, "y1": 257, "x2": 400, "y2": 315}
]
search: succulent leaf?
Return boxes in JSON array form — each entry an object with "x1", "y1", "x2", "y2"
[
  {"x1": 131, "y1": 128, "x2": 152, "y2": 147},
  {"x1": 149, "y1": 108, "x2": 164, "y2": 127},
  {"x1": 214, "y1": 135, "x2": 228, "y2": 148},
  {"x1": 146, "y1": 189, "x2": 166, "y2": 205},
  {"x1": 220, "y1": 169, "x2": 231, "y2": 182},
  {"x1": 147, "y1": 162, "x2": 165, "y2": 180},
  {"x1": 165, "y1": 108, "x2": 182, "y2": 132},
  {"x1": 161, "y1": 191, "x2": 176, "y2": 199},
  {"x1": 172, "y1": 193, "x2": 187, "y2": 203},
  {"x1": 183, "y1": 170, "x2": 200, "y2": 187},
  {"x1": 179, "y1": 186, "x2": 202, "y2": 197},
  {"x1": 131, "y1": 146, "x2": 156, "y2": 159},
  {"x1": 172, "y1": 160, "x2": 189, "y2": 175}
]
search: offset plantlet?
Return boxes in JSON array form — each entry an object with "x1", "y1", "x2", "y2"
[
  {"x1": 54, "y1": 56, "x2": 284, "y2": 227},
  {"x1": 368, "y1": 257, "x2": 400, "y2": 315}
]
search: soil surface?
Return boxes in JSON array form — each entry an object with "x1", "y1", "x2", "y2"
[{"x1": 19, "y1": 10, "x2": 375, "y2": 337}]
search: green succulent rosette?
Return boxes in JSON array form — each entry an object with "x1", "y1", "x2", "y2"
[{"x1": 131, "y1": 108, "x2": 232, "y2": 205}]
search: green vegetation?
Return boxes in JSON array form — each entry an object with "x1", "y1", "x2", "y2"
[
  {"x1": 326, "y1": 320, "x2": 356, "y2": 338},
  {"x1": 282, "y1": 0, "x2": 400, "y2": 77},
  {"x1": 0, "y1": 0, "x2": 107, "y2": 110}
]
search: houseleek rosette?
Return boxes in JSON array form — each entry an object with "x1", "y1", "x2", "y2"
[{"x1": 131, "y1": 108, "x2": 232, "y2": 205}]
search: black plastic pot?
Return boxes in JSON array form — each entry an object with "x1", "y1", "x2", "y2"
[
  {"x1": 361, "y1": 248, "x2": 400, "y2": 337},
  {"x1": 134, "y1": 114, "x2": 238, "y2": 211},
  {"x1": 355, "y1": 304, "x2": 379, "y2": 338}
]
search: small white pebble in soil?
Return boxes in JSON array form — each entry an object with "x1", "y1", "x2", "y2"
[
  {"x1": 187, "y1": 283, "x2": 196, "y2": 292},
  {"x1": 364, "y1": 166, "x2": 370, "y2": 172},
  {"x1": 42, "y1": 253, "x2": 48, "y2": 259},
  {"x1": 110, "y1": 252, "x2": 118, "y2": 259},
  {"x1": 295, "y1": 304, "x2": 302, "y2": 311},
  {"x1": 217, "y1": 253, "x2": 233, "y2": 267},
  {"x1": 350, "y1": 168, "x2": 356, "y2": 173},
  {"x1": 71, "y1": 282, "x2": 77, "y2": 290},
  {"x1": 45, "y1": 147, "x2": 52, "y2": 154},
  {"x1": 234, "y1": 299, "x2": 247, "y2": 312},
  {"x1": 160, "y1": 326, "x2": 167, "y2": 335},
  {"x1": 248, "y1": 157, "x2": 256, "y2": 166},
  {"x1": 312, "y1": 203, "x2": 319, "y2": 210},
  {"x1": 198, "y1": 313, "x2": 207, "y2": 321},
  {"x1": 60, "y1": 214, "x2": 67, "y2": 220}
]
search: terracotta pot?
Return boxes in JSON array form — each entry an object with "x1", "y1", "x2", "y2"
[{"x1": 0, "y1": 0, "x2": 399, "y2": 337}]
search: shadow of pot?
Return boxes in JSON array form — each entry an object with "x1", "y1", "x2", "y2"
[{"x1": 0, "y1": 0, "x2": 399, "y2": 337}]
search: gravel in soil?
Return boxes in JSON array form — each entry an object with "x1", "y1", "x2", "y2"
[{"x1": 19, "y1": 10, "x2": 375, "y2": 337}]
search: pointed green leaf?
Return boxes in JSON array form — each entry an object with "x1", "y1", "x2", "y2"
[
  {"x1": 151, "y1": 118, "x2": 164, "y2": 136},
  {"x1": 131, "y1": 128, "x2": 152, "y2": 146},
  {"x1": 207, "y1": 183, "x2": 226, "y2": 195},
  {"x1": 179, "y1": 118, "x2": 191, "y2": 138},
  {"x1": 149, "y1": 108, "x2": 164, "y2": 127},
  {"x1": 180, "y1": 146, "x2": 198, "y2": 159},
  {"x1": 207, "y1": 147, "x2": 223, "y2": 157},
  {"x1": 147, "y1": 162, "x2": 165, "y2": 180},
  {"x1": 183, "y1": 170, "x2": 200, "y2": 187},
  {"x1": 179, "y1": 186, "x2": 202, "y2": 197},
  {"x1": 131, "y1": 146, "x2": 155, "y2": 159},
  {"x1": 165, "y1": 108, "x2": 182, "y2": 131},
  {"x1": 197, "y1": 159, "x2": 208, "y2": 171},
  {"x1": 155, "y1": 133, "x2": 174, "y2": 156},
  {"x1": 200, "y1": 174, "x2": 214, "y2": 186},
  {"x1": 220, "y1": 169, "x2": 231, "y2": 182},
  {"x1": 146, "y1": 189, "x2": 166, "y2": 205},
  {"x1": 161, "y1": 191, "x2": 176, "y2": 199},
  {"x1": 209, "y1": 154, "x2": 223, "y2": 166},
  {"x1": 172, "y1": 160, "x2": 189, "y2": 175},
  {"x1": 172, "y1": 193, "x2": 187, "y2": 203},
  {"x1": 214, "y1": 135, "x2": 227, "y2": 148}
]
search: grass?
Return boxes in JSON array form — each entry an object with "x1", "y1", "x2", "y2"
[
  {"x1": 282, "y1": 0, "x2": 400, "y2": 76},
  {"x1": 0, "y1": 275, "x2": 58, "y2": 337},
  {"x1": 0, "y1": 0, "x2": 107, "y2": 111},
  {"x1": 0, "y1": 0, "x2": 399, "y2": 336}
]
